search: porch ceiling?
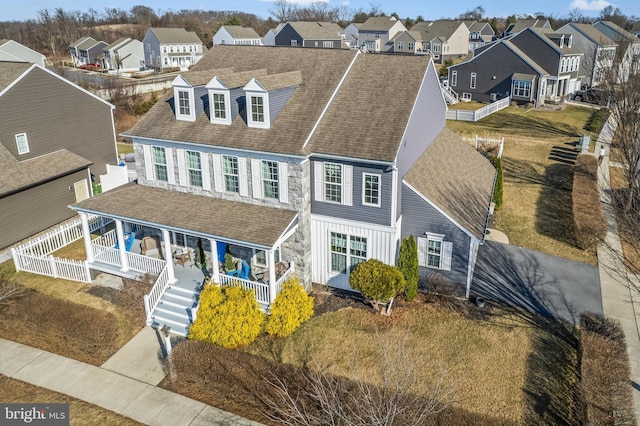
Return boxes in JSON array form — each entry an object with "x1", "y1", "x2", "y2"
[{"x1": 70, "y1": 183, "x2": 297, "y2": 248}]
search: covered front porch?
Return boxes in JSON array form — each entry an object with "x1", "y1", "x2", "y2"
[{"x1": 72, "y1": 183, "x2": 299, "y2": 336}]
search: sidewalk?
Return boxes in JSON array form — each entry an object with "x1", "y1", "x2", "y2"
[
  {"x1": 0, "y1": 334, "x2": 262, "y2": 426},
  {"x1": 596, "y1": 135, "x2": 640, "y2": 421}
]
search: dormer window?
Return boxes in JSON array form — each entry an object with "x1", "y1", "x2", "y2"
[
  {"x1": 178, "y1": 91, "x2": 190, "y2": 115},
  {"x1": 15, "y1": 133, "x2": 29, "y2": 155},
  {"x1": 172, "y1": 75, "x2": 196, "y2": 121},
  {"x1": 251, "y1": 96, "x2": 264, "y2": 123},
  {"x1": 244, "y1": 78, "x2": 270, "y2": 129},
  {"x1": 206, "y1": 76, "x2": 232, "y2": 125}
]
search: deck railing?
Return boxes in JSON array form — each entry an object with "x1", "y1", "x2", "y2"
[
  {"x1": 219, "y1": 274, "x2": 270, "y2": 305},
  {"x1": 127, "y1": 252, "x2": 165, "y2": 275},
  {"x1": 91, "y1": 244, "x2": 121, "y2": 267},
  {"x1": 144, "y1": 264, "x2": 171, "y2": 325},
  {"x1": 275, "y1": 261, "x2": 295, "y2": 295}
]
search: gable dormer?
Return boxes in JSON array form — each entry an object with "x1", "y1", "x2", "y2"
[
  {"x1": 243, "y1": 78, "x2": 271, "y2": 129},
  {"x1": 171, "y1": 75, "x2": 196, "y2": 121},
  {"x1": 206, "y1": 76, "x2": 232, "y2": 125}
]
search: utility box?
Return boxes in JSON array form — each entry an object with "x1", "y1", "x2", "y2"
[{"x1": 579, "y1": 135, "x2": 591, "y2": 154}]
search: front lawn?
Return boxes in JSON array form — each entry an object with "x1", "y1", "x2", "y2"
[{"x1": 448, "y1": 105, "x2": 598, "y2": 264}]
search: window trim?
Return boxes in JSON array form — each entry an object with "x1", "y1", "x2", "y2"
[
  {"x1": 324, "y1": 162, "x2": 343, "y2": 204},
  {"x1": 362, "y1": 172, "x2": 381, "y2": 207},
  {"x1": 152, "y1": 146, "x2": 168, "y2": 182},
  {"x1": 261, "y1": 160, "x2": 279, "y2": 199},
  {"x1": 470, "y1": 72, "x2": 477, "y2": 89},
  {"x1": 397, "y1": 41, "x2": 404, "y2": 50},
  {"x1": 15, "y1": 132, "x2": 29, "y2": 155},
  {"x1": 329, "y1": 232, "x2": 367, "y2": 275},
  {"x1": 512, "y1": 80, "x2": 531, "y2": 98},
  {"x1": 245, "y1": 92, "x2": 270, "y2": 129},
  {"x1": 185, "y1": 150, "x2": 202, "y2": 187},
  {"x1": 451, "y1": 70, "x2": 457, "y2": 86},
  {"x1": 173, "y1": 86, "x2": 196, "y2": 121},
  {"x1": 222, "y1": 155, "x2": 240, "y2": 193},
  {"x1": 426, "y1": 234, "x2": 444, "y2": 269},
  {"x1": 209, "y1": 89, "x2": 231, "y2": 125}
]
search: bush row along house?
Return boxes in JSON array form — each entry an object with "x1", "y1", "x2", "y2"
[
  {"x1": 0, "y1": 62, "x2": 119, "y2": 249},
  {"x1": 69, "y1": 46, "x2": 496, "y2": 334},
  {"x1": 447, "y1": 20, "x2": 640, "y2": 106}
]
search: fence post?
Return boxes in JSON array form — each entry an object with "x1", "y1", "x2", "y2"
[
  {"x1": 11, "y1": 248, "x2": 20, "y2": 272},
  {"x1": 49, "y1": 255, "x2": 58, "y2": 279},
  {"x1": 144, "y1": 295, "x2": 152, "y2": 325},
  {"x1": 84, "y1": 261, "x2": 91, "y2": 283}
]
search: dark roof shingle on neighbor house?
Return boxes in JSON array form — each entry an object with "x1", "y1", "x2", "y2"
[
  {"x1": 404, "y1": 128, "x2": 495, "y2": 240},
  {"x1": 124, "y1": 46, "x2": 432, "y2": 163},
  {"x1": 71, "y1": 183, "x2": 297, "y2": 247}
]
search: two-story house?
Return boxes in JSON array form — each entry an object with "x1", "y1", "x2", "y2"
[
  {"x1": 358, "y1": 16, "x2": 407, "y2": 52},
  {"x1": 632, "y1": 22, "x2": 640, "y2": 38},
  {"x1": 344, "y1": 23, "x2": 360, "y2": 48},
  {"x1": 213, "y1": 26, "x2": 262, "y2": 46},
  {"x1": 143, "y1": 28, "x2": 204, "y2": 71},
  {"x1": 70, "y1": 46, "x2": 495, "y2": 335},
  {"x1": 0, "y1": 39, "x2": 46, "y2": 66},
  {"x1": 592, "y1": 21, "x2": 640, "y2": 82},
  {"x1": 502, "y1": 19, "x2": 552, "y2": 37},
  {"x1": 101, "y1": 38, "x2": 145, "y2": 72},
  {"x1": 0, "y1": 62, "x2": 118, "y2": 249},
  {"x1": 465, "y1": 21, "x2": 495, "y2": 51},
  {"x1": 262, "y1": 23, "x2": 286, "y2": 47},
  {"x1": 69, "y1": 37, "x2": 108, "y2": 67},
  {"x1": 557, "y1": 23, "x2": 617, "y2": 88},
  {"x1": 448, "y1": 27, "x2": 583, "y2": 105},
  {"x1": 408, "y1": 20, "x2": 470, "y2": 63},
  {"x1": 274, "y1": 22, "x2": 345, "y2": 48}
]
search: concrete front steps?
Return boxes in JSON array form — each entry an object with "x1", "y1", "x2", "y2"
[{"x1": 150, "y1": 280, "x2": 201, "y2": 337}]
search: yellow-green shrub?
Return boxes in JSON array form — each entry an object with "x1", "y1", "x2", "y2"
[
  {"x1": 264, "y1": 276, "x2": 314, "y2": 337},
  {"x1": 189, "y1": 284, "x2": 265, "y2": 348}
]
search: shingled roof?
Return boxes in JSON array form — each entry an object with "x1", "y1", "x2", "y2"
[
  {"x1": 124, "y1": 46, "x2": 433, "y2": 162},
  {"x1": 359, "y1": 16, "x2": 400, "y2": 32},
  {"x1": 286, "y1": 22, "x2": 343, "y2": 40},
  {"x1": 222, "y1": 26, "x2": 261, "y2": 39},
  {"x1": 411, "y1": 21, "x2": 466, "y2": 41},
  {"x1": 71, "y1": 183, "x2": 297, "y2": 247},
  {"x1": 147, "y1": 28, "x2": 202, "y2": 44},
  {"x1": 565, "y1": 23, "x2": 617, "y2": 46},
  {"x1": 404, "y1": 128, "x2": 495, "y2": 241},
  {"x1": 0, "y1": 62, "x2": 31, "y2": 93}
]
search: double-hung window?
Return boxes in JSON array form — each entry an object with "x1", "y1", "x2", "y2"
[
  {"x1": 362, "y1": 173, "x2": 380, "y2": 206},
  {"x1": 470, "y1": 72, "x2": 477, "y2": 89},
  {"x1": 152, "y1": 146, "x2": 168, "y2": 182},
  {"x1": 398, "y1": 41, "x2": 404, "y2": 50},
  {"x1": 324, "y1": 163, "x2": 342, "y2": 203},
  {"x1": 512, "y1": 80, "x2": 531, "y2": 98},
  {"x1": 15, "y1": 133, "x2": 29, "y2": 155},
  {"x1": 223, "y1": 155, "x2": 239, "y2": 193},
  {"x1": 186, "y1": 150, "x2": 202, "y2": 187},
  {"x1": 250, "y1": 96, "x2": 264, "y2": 123},
  {"x1": 213, "y1": 93, "x2": 226, "y2": 119},
  {"x1": 427, "y1": 238, "x2": 442, "y2": 268},
  {"x1": 178, "y1": 90, "x2": 190, "y2": 116},
  {"x1": 418, "y1": 234, "x2": 452, "y2": 271},
  {"x1": 451, "y1": 70, "x2": 457, "y2": 86},
  {"x1": 408, "y1": 42, "x2": 414, "y2": 51},
  {"x1": 330, "y1": 232, "x2": 347, "y2": 273},
  {"x1": 330, "y1": 232, "x2": 367, "y2": 274},
  {"x1": 262, "y1": 160, "x2": 279, "y2": 199}
]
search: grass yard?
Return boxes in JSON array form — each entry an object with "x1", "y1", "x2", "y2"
[
  {"x1": 0, "y1": 376, "x2": 142, "y2": 426},
  {"x1": 448, "y1": 105, "x2": 599, "y2": 264},
  {"x1": 448, "y1": 101, "x2": 486, "y2": 111},
  {"x1": 117, "y1": 142, "x2": 134, "y2": 156},
  {"x1": 165, "y1": 296, "x2": 580, "y2": 425}
]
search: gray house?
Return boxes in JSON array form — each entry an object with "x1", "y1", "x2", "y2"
[
  {"x1": 70, "y1": 46, "x2": 494, "y2": 335},
  {"x1": 274, "y1": 22, "x2": 344, "y2": 48},
  {"x1": 143, "y1": 28, "x2": 204, "y2": 71},
  {"x1": 465, "y1": 21, "x2": 495, "y2": 51},
  {"x1": 0, "y1": 62, "x2": 118, "y2": 249},
  {"x1": 503, "y1": 19, "x2": 551, "y2": 37},
  {"x1": 0, "y1": 39, "x2": 46, "y2": 66},
  {"x1": 101, "y1": 38, "x2": 144, "y2": 72},
  {"x1": 358, "y1": 16, "x2": 407, "y2": 52},
  {"x1": 213, "y1": 26, "x2": 262, "y2": 46},
  {"x1": 592, "y1": 21, "x2": 640, "y2": 83},
  {"x1": 69, "y1": 37, "x2": 108, "y2": 67},
  {"x1": 409, "y1": 20, "x2": 470, "y2": 63}
]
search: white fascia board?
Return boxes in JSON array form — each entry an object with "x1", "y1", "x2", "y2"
[
  {"x1": 243, "y1": 77, "x2": 267, "y2": 92},
  {"x1": 171, "y1": 74, "x2": 192, "y2": 87},
  {"x1": 206, "y1": 75, "x2": 227, "y2": 90}
]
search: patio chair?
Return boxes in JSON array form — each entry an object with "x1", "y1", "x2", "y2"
[
  {"x1": 141, "y1": 235, "x2": 162, "y2": 259},
  {"x1": 114, "y1": 231, "x2": 136, "y2": 252},
  {"x1": 227, "y1": 260, "x2": 250, "y2": 280}
]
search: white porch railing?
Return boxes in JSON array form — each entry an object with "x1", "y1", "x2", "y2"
[
  {"x1": 92, "y1": 228, "x2": 117, "y2": 248},
  {"x1": 91, "y1": 244, "x2": 121, "y2": 267},
  {"x1": 219, "y1": 274, "x2": 270, "y2": 305},
  {"x1": 144, "y1": 264, "x2": 171, "y2": 325},
  {"x1": 127, "y1": 252, "x2": 165, "y2": 275},
  {"x1": 275, "y1": 261, "x2": 295, "y2": 295},
  {"x1": 446, "y1": 96, "x2": 511, "y2": 122}
]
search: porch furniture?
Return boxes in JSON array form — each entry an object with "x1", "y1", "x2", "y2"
[
  {"x1": 216, "y1": 241, "x2": 228, "y2": 263},
  {"x1": 227, "y1": 260, "x2": 250, "y2": 280},
  {"x1": 254, "y1": 261, "x2": 289, "y2": 283},
  {"x1": 141, "y1": 236, "x2": 162, "y2": 259},
  {"x1": 115, "y1": 231, "x2": 136, "y2": 252},
  {"x1": 173, "y1": 248, "x2": 191, "y2": 267}
]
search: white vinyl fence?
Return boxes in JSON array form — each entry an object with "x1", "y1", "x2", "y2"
[
  {"x1": 463, "y1": 135, "x2": 504, "y2": 158},
  {"x1": 446, "y1": 97, "x2": 511, "y2": 122}
]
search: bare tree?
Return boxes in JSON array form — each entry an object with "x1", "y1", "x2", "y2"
[
  {"x1": 261, "y1": 329, "x2": 456, "y2": 425},
  {"x1": 0, "y1": 280, "x2": 28, "y2": 306}
]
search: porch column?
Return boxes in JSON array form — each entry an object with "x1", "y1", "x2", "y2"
[
  {"x1": 267, "y1": 249, "x2": 277, "y2": 304},
  {"x1": 80, "y1": 212, "x2": 94, "y2": 263},
  {"x1": 209, "y1": 238, "x2": 219, "y2": 283},
  {"x1": 162, "y1": 228, "x2": 176, "y2": 283},
  {"x1": 115, "y1": 219, "x2": 129, "y2": 272}
]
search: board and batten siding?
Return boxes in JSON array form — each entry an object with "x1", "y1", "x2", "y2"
[
  {"x1": 395, "y1": 59, "x2": 446, "y2": 220},
  {"x1": 0, "y1": 67, "x2": 117, "y2": 177},
  {"x1": 400, "y1": 183, "x2": 472, "y2": 295},
  {"x1": 310, "y1": 158, "x2": 393, "y2": 226},
  {"x1": 0, "y1": 169, "x2": 88, "y2": 249},
  {"x1": 311, "y1": 214, "x2": 398, "y2": 290}
]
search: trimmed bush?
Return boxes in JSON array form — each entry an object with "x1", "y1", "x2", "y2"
[
  {"x1": 349, "y1": 259, "x2": 406, "y2": 312},
  {"x1": 585, "y1": 108, "x2": 610, "y2": 133},
  {"x1": 264, "y1": 276, "x2": 314, "y2": 337},
  {"x1": 225, "y1": 251, "x2": 235, "y2": 272},
  {"x1": 189, "y1": 284, "x2": 265, "y2": 348},
  {"x1": 572, "y1": 155, "x2": 606, "y2": 250},
  {"x1": 397, "y1": 235, "x2": 419, "y2": 302},
  {"x1": 490, "y1": 156, "x2": 503, "y2": 210}
]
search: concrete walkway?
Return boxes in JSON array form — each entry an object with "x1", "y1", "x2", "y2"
[
  {"x1": 595, "y1": 122, "x2": 640, "y2": 421},
  {"x1": 0, "y1": 333, "x2": 262, "y2": 426}
]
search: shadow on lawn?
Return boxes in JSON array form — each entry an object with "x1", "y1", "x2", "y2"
[{"x1": 478, "y1": 113, "x2": 584, "y2": 139}]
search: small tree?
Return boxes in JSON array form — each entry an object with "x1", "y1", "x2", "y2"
[
  {"x1": 265, "y1": 276, "x2": 314, "y2": 337},
  {"x1": 397, "y1": 236, "x2": 419, "y2": 302},
  {"x1": 189, "y1": 284, "x2": 265, "y2": 348},
  {"x1": 349, "y1": 259, "x2": 405, "y2": 314},
  {"x1": 490, "y1": 156, "x2": 503, "y2": 209}
]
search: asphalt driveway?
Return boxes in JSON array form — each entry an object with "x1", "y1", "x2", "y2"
[{"x1": 471, "y1": 241, "x2": 602, "y2": 325}]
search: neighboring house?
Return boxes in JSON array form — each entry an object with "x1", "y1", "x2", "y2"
[
  {"x1": 69, "y1": 37, "x2": 108, "y2": 67},
  {"x1": 274, "y1": 21, "x2": 345, "y2": 48},
  {"x1": 503, "y1": 19, "x2": 552, "y2": 37},
  {"x1": 0, "y1": 39, "x2": 46, "y2": 66},
  {"x1": 557, "y1": 23, "x2": 618, "y2": 88},
  {"x1": 632, "y1": 22, "x2": 640, "y2": 38},
  {"x1": 143, "y1": 28, "x2": 204, "y2": 71},
  {"x1": 344, "y1": 23, "x2": 360, "y2": 48},
  {"x1": 69, "y1": 46, "x2": 495, "y2": 334},
  {"x1": 392, "y1": 30, "x2": 423, "y2": 54},
  {"x1": 465, "y1": 21, "x2": 495, "y2": 51},
  {"x1": 592, "y1": 21, "x2": 640, "y2": 82},
  {"x1": 358, "y1": 16, "x2": 407, "y2": 52},
  {"x1": 448, "y1": 27, "x2": 583, "y2": 105},
  {"x1": 0, "y1": 62, "x2": 119, "y2": 249},
  {"x1": 408, "y1": 20, "x2": 470, "y2": 63},
  {"x1": 213, "y1": 26, "x2": 262, "y2": 46},
  {"x1": 262, "y1": 23, "x2": 286, "y2": 46},
  {"x1": 101, "y1": 38, "x2": 144, "y2": 72}
]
